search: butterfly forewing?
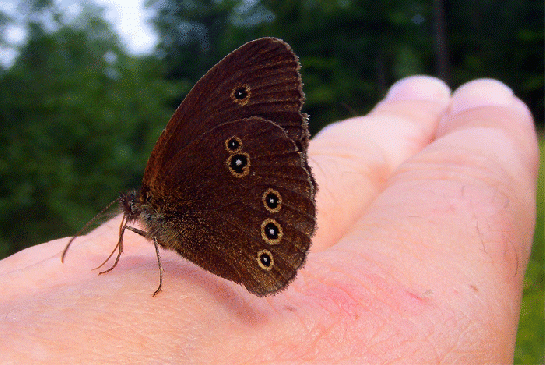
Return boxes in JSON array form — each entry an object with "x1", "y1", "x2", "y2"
[{"x1": 143, "y1": 38, "x2": 307, "y2": 187}]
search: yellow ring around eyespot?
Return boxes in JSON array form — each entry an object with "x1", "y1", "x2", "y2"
[
  {"x1": 256, "y1": 249, "x2": 274, "y2": 271},
  {"x1": 261, "y1": 218, "x2": 283, "y2": 245},
  {"x1": 262, "y1": 188, "x2": 282, "y2": 213}
]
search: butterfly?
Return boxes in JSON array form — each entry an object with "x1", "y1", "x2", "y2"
[{"x1": 62, "y1": 38, "x2": 316, "y2": 296}]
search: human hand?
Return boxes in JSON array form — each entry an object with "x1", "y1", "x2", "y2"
[{"x1": 0, "y1": 76, "x2": 538, "y2": 363}]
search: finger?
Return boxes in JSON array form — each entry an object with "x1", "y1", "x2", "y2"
[
  {"x1": 310, "y1": 76, "x2": 451, "y2": 250},
  {"x1": 336, "y1": 79, "x2": 537, "y2": 358},
  {"x1": 345, "y1": 79, "x2": 537, "y2": 284},
  {"x1": 433, "y1": 79, "x2": 537, "y2": 274}
]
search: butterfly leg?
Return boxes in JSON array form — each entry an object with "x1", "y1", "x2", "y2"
[
  {"x1": 94, "y1": 215, "x2": 126, "y2": 274},
  {"x1": 126, "y1": 226, "x2": 147, "y2": 237},
  {"x1": 125, "y1": 226, "x2": 164, "y2": 296},
  {"x1": 152, "y1": 237, "x2": 163, "y2": 297}
]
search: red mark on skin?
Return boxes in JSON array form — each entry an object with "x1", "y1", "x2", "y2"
[{"x1": 400, "y1": 290, "x2": 433, "y2": 315}]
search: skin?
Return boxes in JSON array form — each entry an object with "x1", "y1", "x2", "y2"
[{"x1": 0, "y1": 76, "x2": 538, "y2": 363}]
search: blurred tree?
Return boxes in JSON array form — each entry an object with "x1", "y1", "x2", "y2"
[
  {"x1": 147, "y1": 0, "x2": 239, "y2": 81},
  {"x1": 0, "y1": 4, "x2": 180, "y2": 257},
  {"x1": 446, "y1": 0, "x2": 544, "y2": 123}
]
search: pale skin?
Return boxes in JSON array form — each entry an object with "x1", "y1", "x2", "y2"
[{"x1": 0, "y1": 76, "x2": 538, "y2": 363}]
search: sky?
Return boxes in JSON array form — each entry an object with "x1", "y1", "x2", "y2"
[
  {"x1": 0, "y1": 0, "x2": 158, "y2": 68},
  {"x1": 93, "y1": 0, "x2": 157, "y2": 54}
]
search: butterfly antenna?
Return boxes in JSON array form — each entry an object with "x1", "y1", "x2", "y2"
[{"x1": 61, "y1": 198, "x2": 120, "y2": 262}]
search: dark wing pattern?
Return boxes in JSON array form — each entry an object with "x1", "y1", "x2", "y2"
[{"x1": 140, "y1": 118, "x2": 314, "y2": 295}]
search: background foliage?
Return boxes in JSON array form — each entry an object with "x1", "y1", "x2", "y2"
[{"x1": 0, "y1": 0, "x2": 542, "y2": 362}]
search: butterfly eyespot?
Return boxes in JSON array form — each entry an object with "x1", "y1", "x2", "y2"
[
  {"x1": 257, "y1": 249, "x2": 274, "y2": 271},
  {"x1": 262, "y1": 188, "x2": 282, "y2": 213},
  {"x1": 227, "y1": 153, "x2": 250, "y2": 177},
  {"x1": 230, "y1": 84, "x2": 251, "y2": 106},
  {"x1": 225, "y1": 136, "x2": 242, "y2": 152},
  {"x1": 261, "y1": 218, "x2": 283, "y2": 244}
]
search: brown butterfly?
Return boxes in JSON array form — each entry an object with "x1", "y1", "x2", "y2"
[{"x1": 62, "y1": 38, "x2": 317, "y2": 296}]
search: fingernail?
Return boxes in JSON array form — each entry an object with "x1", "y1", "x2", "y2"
[
  {"x1": 451, "y1": 79, "x2": 514, "y2": 114},
  {"x1": 384, "y1": 76, "x2": 451, "y2": 102},
  {"x1": 451, "y1": 79, "x2": 533, "y2": 122}
]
